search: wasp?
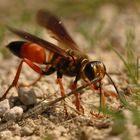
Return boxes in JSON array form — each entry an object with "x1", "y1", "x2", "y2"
[{"x1": 1, "y1": 10, "x2": 119, "y2": 114}]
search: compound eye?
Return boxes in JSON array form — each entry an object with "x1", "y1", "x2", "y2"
[
  {"x1": 84, "y1": 63, "x2": 95, "y2": 81},
  {"x1": 84, "y1": 61, "x2": 106, "y2": 81}
]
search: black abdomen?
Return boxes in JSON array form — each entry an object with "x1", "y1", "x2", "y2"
[{"x1": 6, "y1": 41, "x2": 25, "y2": 57}]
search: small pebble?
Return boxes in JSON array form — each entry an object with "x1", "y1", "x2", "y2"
[
  {"x1": 18, "y1": 87, "x2": 37, "y2": 105},
  {"x1": 0, "y1": 130, "x2": 13, "y2": 139},
  {"x1": 0, "y1": 99, "x2": 10, "y2": 117},
  {"x1": 4, "y1": 106, "x2": 23, "y2": 121},
  {"x1": 21, "y1": 126, "x2": 34, "y2": 136},
  {"x1": 9, "y1": 124, "x2": 21, "y2": 136}
]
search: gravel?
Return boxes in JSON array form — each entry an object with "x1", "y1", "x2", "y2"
[
  {"x1": 0, "y1": 99, "x2": 10, "y2": 117},
  {"x1": 4, "y1": 106, "x2": 23, "y2": 121}
]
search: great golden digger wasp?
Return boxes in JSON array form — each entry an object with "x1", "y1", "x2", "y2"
[{"x1": 1, "y1": 9, "x2": 121, "y2": 114}]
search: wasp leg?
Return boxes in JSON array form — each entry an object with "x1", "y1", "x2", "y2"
[
  {"x1": 56, "y1": 71, "x2": 68, "y2": 116},
  {"x1": 71, "y1": 76, "x2": 84, "y2": 114},
  {"x1": 92, "y1": 82, "x2": 106, "y2": 110},
  {"x1": 89, "y1": 81, "x2": 117, "y2": 98},
  {"x1": 0, "y1": 58, "x2": 51, "y2": 100},
  {"x1": 19, "y1": 64, "x2": 55, "y2": 88},
  {"x1": 98, "y1": 81, "x2": 105, "y2": 113},
  {"x1": 90, "y1": 85, "x2": 106, "y2": 118},
  {"x1": 87, "y1": 81, "x2": 107, "y2": 118}
]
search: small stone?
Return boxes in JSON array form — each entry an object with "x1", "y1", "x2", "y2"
[
  {"x1": 21, "y1": 126, "x2": 34, "y2": 136},
  {"x1": 0, "y1": 99, "x2": 10, "y2": 117},
  {"x1": 4, "y1": 106, "x2": 23, "y2": 121},
  {"x1": 9, "y1": 124, "x2": 21, "y2": 136},
  {"x1": 0, "y1": 130, "x2": 12, "y2": 139},
  {"x1": 18, "y1": 87, "x2": 37, "y2": 105}
]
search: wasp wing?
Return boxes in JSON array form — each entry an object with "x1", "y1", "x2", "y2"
[
  {"x1": 36, "y1": 9, "x2": 80, "y2": 51},
  {"x1": 7, "y1": 26, "x2": 70, "y2": 59}
]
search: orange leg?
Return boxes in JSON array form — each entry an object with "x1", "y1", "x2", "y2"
[
  {"x1": 89, "y1": 81, "x2": 106, "y2": 113},
  {"x1": 0, "y1": 58, "x2": 43, "y2": 100},
  {"x1": 99, "y1": 82, "x2": 106, "y2": 111},
  {"x1": 88, "y1": 80, "x2": 117, "y2": 118},
  {"x1": 90, "y1": 81, "x2": 118, "y2": 98},
  {"x1": 71, "y1": 82, "x2": 84, "y2": 113},
  {"x1": 57, "y1": 78, "x2": 68, "y2": 116},
  {"x1": 86, "y1": 81, "x2": 104, "y2": 105},
  {"x1": 88, "y1": 81, "x2": 106, "y2": 118},
  {"x1": 86, "y1": 81, "x2": 105, "y2": 113}
]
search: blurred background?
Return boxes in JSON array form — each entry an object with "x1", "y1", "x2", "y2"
[{"x1": 0, "y1": 0, "x2": 140, "y2": 55}]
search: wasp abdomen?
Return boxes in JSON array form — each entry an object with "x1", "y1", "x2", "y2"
[
  {"x1": 20, "y1": 43, "x2": 46, "y2": 64},
  {"x1": 7, "y1": 41, "x2": 46, "y2": 64}
]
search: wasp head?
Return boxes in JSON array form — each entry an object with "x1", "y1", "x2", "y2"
[{"x1": 83, "y1": 61, "x2": 106, "y2": 81}]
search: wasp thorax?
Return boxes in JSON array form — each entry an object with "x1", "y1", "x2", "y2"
[{"x1": 84, "y1": 61, "x2": 106, "y2": 81}]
